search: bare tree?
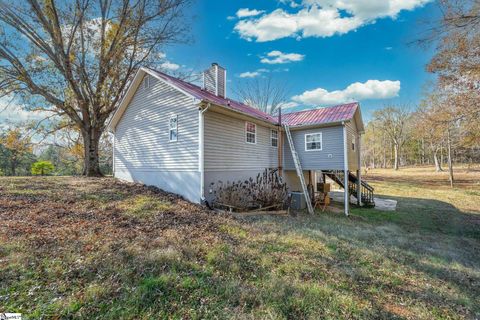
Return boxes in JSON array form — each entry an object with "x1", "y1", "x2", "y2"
[
  {"x1": 0, "y1": 0, "x2": 191, "y2": 176},
  {"x1": 234, "y1": 76, "x2": 290, "y2": 115},
  {"x1": 373, "y1": 106, "x2": 411, "y2": 170}
]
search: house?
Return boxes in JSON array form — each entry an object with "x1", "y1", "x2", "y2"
[{"x1": 108, "y1": 63, "x2": 373, "y2": 215}]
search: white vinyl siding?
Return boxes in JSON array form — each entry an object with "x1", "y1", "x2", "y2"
[
  {"x1": 271, "y1": 129, "x2": 278, "y2": 147},
  {"x1": 245, "y1": 122, "x2": 256, "y2": 144},
  {"x1": 204, "y1": 111, "x2": 278, "y2": 171},
  {"x1": 114, "y1": 76, "x2": 198, "y2": 171},
  {"x1": 305, "y1": 132, "x2": 322, "y2": 151},
  {"x1": 346, "y1": 121, "x2": 359, "y2": 171},
  {"x1": 283, "y1": 126, "x2": 344, "y2": 170}
]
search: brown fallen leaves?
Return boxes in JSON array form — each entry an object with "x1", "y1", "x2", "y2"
[{"x1": 0, "y1": 177, "x2": 232, "y2": 254}]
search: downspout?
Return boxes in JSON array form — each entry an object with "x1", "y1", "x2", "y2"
[
  {"x1": 343, "y1": 122, "x2": 349, "y2": 216},
  {"x1": 112, "y1": 130, "x2": 115, "y2": 178},
  {"x1": 199, "y1": 102, "x2": 210, "y2": 204},
  {"x1": 278, "y1": 107, "x2": 283, "y2": 176}
]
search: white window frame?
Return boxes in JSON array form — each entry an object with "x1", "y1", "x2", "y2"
[
  {"x1": 143, "y1": 75, "x2": 150, "y2": 89},
  {"x1": 271, "y1": 129, "x2": 278, "y2": 148},
  {"x1": 245, "y1": 122, "x2": 256, "y2": 144},
  {"x1": 305, "y1": 132, "x2": 323, "y2": 151},
  {"x1": 352, "y1": 134, "x2": 356, "y2": 151},
  {"x1": 169, "y1": 115, "x2": 178, "y2": 142}
]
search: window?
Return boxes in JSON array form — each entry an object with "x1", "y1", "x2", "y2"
[
  {"x1": 169, "y1": 115, "x2": 178, "y2": 141},
  {"x1": 305, "y1": 132, "x2": 322, "y2": 151},
  {"x1": 352, "y1": 134, "x2": 356, "y2": 151},
  {"x1": 143, "y1": 75, "x2": 150, "y2": 89},
  {"x1": 245, "y1": 122, "x2": 256, "y2": 144},
  {"x1": 271, "y1": 129, "x2": 278, "y2": 147}
]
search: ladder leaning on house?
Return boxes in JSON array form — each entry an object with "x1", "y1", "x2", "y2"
[{"x1": 284, "y1": 125, "x2": 315, "y2": 214}]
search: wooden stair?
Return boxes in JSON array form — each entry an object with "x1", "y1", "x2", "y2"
[{"x1": 324, "y1": 171, "x2": 375, "y2": 207}]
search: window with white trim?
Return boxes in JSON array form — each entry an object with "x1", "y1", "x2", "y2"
[
  {"x1": 352, "y1": 134, "x2": 356, "y2": 151},
  {"x1": 305, "y1": 132, "x2": 322, "y2": 151},
  {"x1": 271, "y1": 129, "x2": 278, "y2": 147},
  {"x1": 245, "y1": 122, "x2": 256, "y2": 144},
  {"x1": 169, "y1": 115, "x2": 178, "y2": 141},
  {"x1": 143, "y1": 75, "x2": 150, "y2": 89}
]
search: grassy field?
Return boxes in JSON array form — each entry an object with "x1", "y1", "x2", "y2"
[{"x1": 0, "y1": 166, "x2": 479, "y2": 319}]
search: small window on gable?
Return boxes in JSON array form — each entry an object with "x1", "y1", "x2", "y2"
[
  {"x1": 144, "y1": 75, "x2": 150, "y2": 90},
  {"x1": 245, "y1": 122, "x2": 256, "y2": 144},
  {"x1": 352, "y1": 134, "x2": 356, "y2": 151},
  {"x1": 271, "y1": 129, "x2": 278, "y2": 147},
  {"x1": 305, "y1": 132, "x2": 322, "y2": 151},
  {"x1": 169, "y1": 115, "x2": 178, "y2": 142}
]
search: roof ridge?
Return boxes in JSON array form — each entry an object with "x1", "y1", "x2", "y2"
[
  {"x1": 282, "y1": 102, "x2": 358, "y2": 116},
  {"x1": 145, "y1": 67, "x2": 272, "y2": 118}
]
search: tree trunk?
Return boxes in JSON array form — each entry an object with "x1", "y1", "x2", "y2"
[
  {"x1": 394, "y1": 143, "x2": 399, "y2": 170},
  {"x1": 82, "y1": 127, "x2": 103, "y2": 176},
  {"x1": 10, "y1": 159, "x2": 16, "y2": 176},
  {"x1": 433, "y1": 149, "x2": 443, "y2": 172},
  {"x1": 446, "y1": 127, "x2": 454, "y2": 188},
  {"x1": 421, "y1": 138, "x2": 425, "y2": 165},
  {"x1": 382, "y1": 134, "x2": 387, "y2": 168}
]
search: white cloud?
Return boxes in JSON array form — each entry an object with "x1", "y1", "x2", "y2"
[
  {"x1": 0, "y1": 99, "x2": 55, "y2": 124},
  {"x1": 239, "y1": 71, "x2": 261, "y2": 78},
  {"x1": 161, "y1": 61, "x2": 180, "y2": 71},
  {"x1": 281, "y1": 101, "x2": 300, "y2": 109},
  {"x1": 239, "y1": 68, "x2": 270, "y2": 78},
  {"x1": 234, "y1": 0, "x2": 431, "y2": 42},
  {"x1": 261, "y1": 50, "x2": 305, "y2": 64},
  {"x1": 236, "y1": 8, "x2": 265, "y2": 18},
  {"x1": 292, "y1": 80, "x2": 401, "y2": 105}
]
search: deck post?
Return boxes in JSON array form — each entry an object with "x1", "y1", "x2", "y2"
[
  {"x1": 343, "y1": 123, "x2": 349, "y2": 216},
  {"x1": 357, "y1": 134, "x2": 362, "y2": 206}
]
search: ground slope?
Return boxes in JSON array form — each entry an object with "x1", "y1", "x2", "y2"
[{"x1": 0, "y1": 167, "x2": 479, "y2": 319}]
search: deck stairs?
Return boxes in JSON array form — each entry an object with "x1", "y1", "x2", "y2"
[
  {"x1": 324, "y1": 171, "x2": 375, "y2": 207},
  {"x1": 284, "y1": 125, "x2": 315, "y2": 214}
]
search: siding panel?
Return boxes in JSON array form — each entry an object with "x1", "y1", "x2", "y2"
[
  {"x1": 283, "y1": 126, "x2": 344, "y2": 170},
  {"x1": 114, "y1": 76, "x2": 199, "y2": 170},
  {"x1": 346, "y1": 121, "x2": 359, "y2": 170},
  {"x1": 113, "y1": 75, "x2": 201, "y2": 202},
  {"x1": 204, "y1": 111, "x2": 278, "y2": 171}
]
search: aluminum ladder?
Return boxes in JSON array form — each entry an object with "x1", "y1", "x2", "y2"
[{"x1": 284, "y1": 125, "x2": 314, "y2": 214}]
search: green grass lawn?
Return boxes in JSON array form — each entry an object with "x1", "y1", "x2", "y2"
[{"x1": 0, "y1": 167, "x2": 479, "y2": 319}]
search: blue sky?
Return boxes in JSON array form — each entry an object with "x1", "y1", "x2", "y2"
[
  {"x1": 166, "y1": 0, "x2": 438, "y2": 118},
  {"x1": 0, "y1": 0, "x2": 439, "y2": 125}
]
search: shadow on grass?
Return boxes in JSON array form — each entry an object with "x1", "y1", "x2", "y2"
[
  {"x1": 1, "y1": 176, "x2": 479, "y2": 319},
  {"x1": 241, "y1": 193, "x2": 480, "y2": 319}
]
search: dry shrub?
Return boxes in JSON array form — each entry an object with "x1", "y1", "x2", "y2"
[{"x1": 211, "y1": 169, "x2": 288, "y2": 211}]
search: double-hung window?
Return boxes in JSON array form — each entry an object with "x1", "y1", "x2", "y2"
[
  {"x1": 245, "y1": 122, "x2": 256, "y2": 144},
  {"x1": 169, "y1": 115, "x2": 178, "y2": 142},
  {"x1": 305, "y1": 132, "x2": 322, "y2": 151},
  {"x1": 352, "y1": 134, "x2": 356, "y2": 151},
  {"x1": 271, "y1": 129, "x2": 278, "y2": 147}
]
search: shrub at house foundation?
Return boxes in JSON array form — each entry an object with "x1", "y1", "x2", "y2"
[{"x1": 211, "y1": 169, "x2": 288, "y2": 211}]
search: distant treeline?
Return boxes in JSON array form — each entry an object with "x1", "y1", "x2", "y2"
[{"x1": 0, "y1": 126, "x2": 112, "y2": 176}]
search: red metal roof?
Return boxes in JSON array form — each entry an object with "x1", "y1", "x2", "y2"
[
  {"x1": 147, "y1": 68, "x2": 276, "y2": 123},
  {"x1": 147, "y1": 68, "x2": 358, "y2": 127},
  {"x1": 279, "y1": 103, "x2": 358, "y2": 126}
]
